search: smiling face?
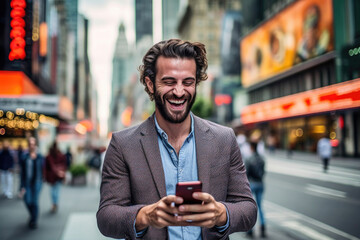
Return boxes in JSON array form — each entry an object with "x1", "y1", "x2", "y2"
[{"x1": 145, "y1": 56, "x2": 197, "y2": 124}]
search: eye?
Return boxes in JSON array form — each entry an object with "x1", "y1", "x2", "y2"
[
  {"x1": 163, "y1": 80, "x2": 176, "y2": 86},
  {"x1": 183, "y1": 80, "x2": 195, "y2": 86}
]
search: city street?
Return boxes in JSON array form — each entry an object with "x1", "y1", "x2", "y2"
[{"x1": 1, "y1": 151, "x2": 359, "y2": 240}]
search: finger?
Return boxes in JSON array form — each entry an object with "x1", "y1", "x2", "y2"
[
  {"x1": 193, "y1": 192, "x2": 214, "y2": 203},
  {"x1": 162, "y1": 195, "x2": 183, "y2": 205},
  {"x1": 176, "y1": 213, "x2": 217, "y2": 228},
  {"x1": 157, "y1": 209, "x2": 179, "y2": 224},
  {"x1": 157, "y1": 199, "x2": 184, "y2": 217}
]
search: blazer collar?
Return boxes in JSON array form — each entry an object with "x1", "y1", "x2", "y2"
[
  {"x1": 193, "y1": 115, "x2": 215, "y2": 194},
  {"x1": 139, "y1": 114, "x2": 167, "y2": 198}
]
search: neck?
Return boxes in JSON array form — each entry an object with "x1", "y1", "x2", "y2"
[{"x1": 155, "y1": 111, "x2": 191, "y2": 140}]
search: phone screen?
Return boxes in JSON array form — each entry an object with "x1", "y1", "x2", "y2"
[{"x1": 175, "y1": 181, "x2": 202, "y2": 204}]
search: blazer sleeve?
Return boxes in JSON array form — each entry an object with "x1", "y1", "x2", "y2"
[
  {"x1": 96, "y1": 134, "x2": 145, "y2": 239},
  {"x1": 226, "y1": 129, "x2": 257, "y2": 232},
  {"x1": 205, "y1": 128, "x2": 257, "y2": 239}
]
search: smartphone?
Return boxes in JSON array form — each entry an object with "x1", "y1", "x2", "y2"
[{"x1": 175, "y1": 181, "x2": 202, "y2": 205}]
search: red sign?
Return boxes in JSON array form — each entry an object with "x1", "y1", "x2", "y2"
[
  {"x1": 241, "y1": 79, "x2": 360, "y2": 124},
  {"x1": 9, "y1": 0, "x2": 27, "y2": 61},
  {"x1": 215, "y1": 94, "x2": 232, "y2": 106}
]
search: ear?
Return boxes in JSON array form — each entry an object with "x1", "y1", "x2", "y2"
[{"x1": 145, "y1": 76, "x2": 154, "y2": 94}]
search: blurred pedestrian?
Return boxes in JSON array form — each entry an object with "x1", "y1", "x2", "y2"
[
  {"x1": 97, "y1": 39, "x2": 257, "y2": 239},
  {"x1": 64, "y1": 146, "x2": 73, "y2": 185},
  {"x1": 317, "y1": 134, "x2": 332, "y2": 173},
  {"x1": 0, "y1": 140, "x2": 15, "y2": 199},
  {"x1": 250, "y1": 130, "x2": 265, "y2": 157},
  {"x1": 15, "y1": 144, "x2": 26, "y2": 198},
  {"x1": 20, "y1": 137, "x2": 44, "y2": 229},
  {"x1": 87, "y1": 148, "x2": 101, "y2": 187},
  {"x1": 236, "y1": 130, "x2": 252, "y2": 159},
  {"x1": 245, "y1": 140, "x2": 266, "y2": 238},
  {"x1": 44, "y1": 141, "x2": 67, "y2": 213},
  {"x1": 266, "y1": 134, "x2": 276, "y2": 154},
  {"x1": 65, "y1": 146, "x2": 73, "y2": 169}
]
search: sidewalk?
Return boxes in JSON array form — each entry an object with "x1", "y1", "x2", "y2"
[
  {"x1": 0, "y1": 180, "x2": 109, "y2": 240},
  {"x1": 2, "y1": 152, "x2": 356, "y2": 240},
  {"x1": 0, "y1": 180, "x2": 298, "y2": 240}
]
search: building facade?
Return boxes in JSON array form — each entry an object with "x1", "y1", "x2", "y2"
[
  {"x1": 238, "y1": 0, "x2": 360, "y2": 157},
  {"x1": 0, "y1": 0, "x2": 96, "y2": 154}
]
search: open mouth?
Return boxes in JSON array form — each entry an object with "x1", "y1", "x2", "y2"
[{"x1": 167, "y1": 99, "x2": 187, "y2": 110}]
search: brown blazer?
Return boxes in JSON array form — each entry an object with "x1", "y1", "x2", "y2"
[{"x1": 97, "y1": 114, "x2": 257, "y2": 240}]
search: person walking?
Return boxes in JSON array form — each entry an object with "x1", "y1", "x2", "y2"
[
  {"x1": 97, "y1": 39, "x2": 257, "y2": 240},
  {"x1": 0, "y1": 140, "x2": 15, "y2": 199},
  {"x1": 317, "y1": 134, "x2": 332, "y2": 173},
  {"x1": 19, "y1": 137, "x2": 44, "y2": 229},
  {"x1": 64, "y1": 146, "x2": 73, "y2": 185},
  {"x1": 87, "y1": 148, "x2": 102, "y2": 187},
  {"x1": 245, "y1": 141, "x2": 266, "y2": 238},
  {"x1": 44, "y1": 141, "x2": 67, "y2": 213}
]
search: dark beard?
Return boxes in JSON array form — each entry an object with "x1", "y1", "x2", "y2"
[{"x1": 153, "y1": 86, "x2": 196, "y2": 124}]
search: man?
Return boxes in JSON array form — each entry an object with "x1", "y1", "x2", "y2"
[
  {"x1": 244, "y1": 141, "x2": 266, "y2": 238},
  {"x1": 97, "y1": 39, "x2": 257, "y2": 240},
  {"x1": 317, "y1": 134, "x2": 332, "y2": 173},
  {"x1": 20, "y1": 137, "x2": 44, "y2": 229}
]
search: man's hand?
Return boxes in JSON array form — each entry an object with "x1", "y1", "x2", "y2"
[
  {"x1": 135, "y1": 195, "x2": 183, "y2": 231},
  {"x1": 135, "y1": 193, "x2": 228, "y2": 231},
  {"x1": 175, "y1": 192, "x2": 227, "y2": 228}
]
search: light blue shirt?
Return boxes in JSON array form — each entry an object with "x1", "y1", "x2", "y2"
[{"x1": 155, "y1": 114, "x2": 201, "y2": 240}]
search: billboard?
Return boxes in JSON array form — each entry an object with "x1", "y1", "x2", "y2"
[{"x1": 241, "y1": 0, "x2": 334, "y2": 88}]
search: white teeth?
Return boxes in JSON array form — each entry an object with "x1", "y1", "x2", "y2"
[{"x1": 168, "y1": 99, "x2": 185, "y2": 104}]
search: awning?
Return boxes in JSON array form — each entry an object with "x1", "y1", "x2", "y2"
[
  {"x1": 0, "y1": 71, "x2": 42, "y2": 95},
  {"x1": 0, "y1": 71, "x2": 73, "y2": 120},
  {"x1": 0, "y1": 95, "x2": 73, "y2": 120}
]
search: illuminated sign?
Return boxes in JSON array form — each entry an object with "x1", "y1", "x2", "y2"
[
  {"x1": 241, "y1": 79, "x2": 360, "y2": 124},
  {"x1": 9, "y1": 0, "x2": 27, "y2": 61},
  {"x1": 241, "y1": 0, "x2": 334, "y2": 88},
  {"x1": 215, "y1": 94, "x2": 232, "y2": 106}
]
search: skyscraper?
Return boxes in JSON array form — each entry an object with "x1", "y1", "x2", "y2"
[{"x1": 135, "y1": 0, "x2": 153, "y2": 43}]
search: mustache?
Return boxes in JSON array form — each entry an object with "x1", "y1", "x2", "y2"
[{"x1": 163, "y1": 92, "x2": 191, "y2": 101}]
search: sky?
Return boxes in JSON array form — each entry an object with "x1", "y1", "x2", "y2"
[
  {"x1": 79, "y1": 0, "x2": 162, "y2": 138},
  {"x1": 79, "y1": 0, "x2": 134, "y2": 138}
]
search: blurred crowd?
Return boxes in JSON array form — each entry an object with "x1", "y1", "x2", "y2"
[{"x1": 0, "y1": 138, "x2": 106, "y2": 229}]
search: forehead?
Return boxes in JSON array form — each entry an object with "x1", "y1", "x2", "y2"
[{"x1": 155, "y1": 56, "x2": 196, "y2": 77}]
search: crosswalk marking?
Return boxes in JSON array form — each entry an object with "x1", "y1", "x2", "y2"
[
  {"x1": 265, "y1": 201, "x2": 360, "y2": 240},
  {"x1": 266, "y1": 157, "x2": 360, "y2": 187},
  {"x1": 282, "y1": 221, "x2": 335, "y2": 240},
  {"x1": 306, "y1": 184, "x2": 346, "y2": 198}
]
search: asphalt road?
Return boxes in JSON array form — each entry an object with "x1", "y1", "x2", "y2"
[{"x1": 262, "y1": 153, "x2": 360, "y2": 240}]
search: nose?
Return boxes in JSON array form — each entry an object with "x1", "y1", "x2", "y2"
[{"x1": 173, "y1": 83, "x2": 185, "y2": 97}]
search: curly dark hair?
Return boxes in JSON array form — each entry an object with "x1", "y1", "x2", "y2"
[{"x1": 139, "y1": 39, "x2": 208, "y2": 101}]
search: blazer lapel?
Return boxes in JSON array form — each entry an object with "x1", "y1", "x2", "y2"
[
  {"x1": 139, "y1": 115, "x2": 167, "y2": 199},
  {"x1": 194, "y1": 116, "x2": 215, "y2": 194}
]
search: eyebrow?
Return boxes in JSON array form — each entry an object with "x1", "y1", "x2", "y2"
[{"x1": 160, "y1": 76, "x2": 196, "y2": 81}]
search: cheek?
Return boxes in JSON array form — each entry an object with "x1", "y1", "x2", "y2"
[{"x1": 187, "y1": 86, "x2": 196, "y2": 96}]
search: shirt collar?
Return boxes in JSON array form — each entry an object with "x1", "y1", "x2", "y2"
[{"x1": 154, "y1": 113, "x2": 194, "y2": 142}]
